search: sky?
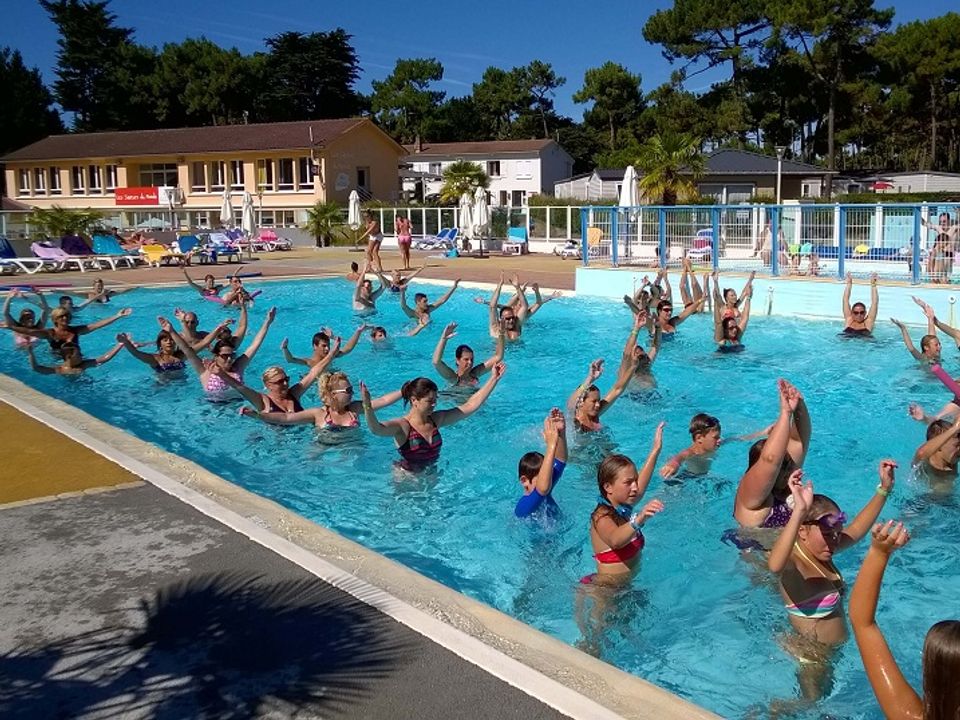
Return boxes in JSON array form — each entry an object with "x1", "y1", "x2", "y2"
[{"x1": 2, "y1": 0, "x2": 956, "y2": 122}]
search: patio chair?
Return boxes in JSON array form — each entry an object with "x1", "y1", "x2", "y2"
[
  {"x1": 91, "y1": 234, "x2": 141, "y2": 270},
  {"x1": 414, "y1": 228, "x2": 453, "y2": 251},
  {"x1": 200, "y1": 232, "x2": 241, "y2": 264},
  {"x1": 502, "y1": 227, "x2": 528, "y2": 256},
  {"x1": 139, "y1": 244, "x2": 170, "y2": 267},
  {"x1": 687, "y1": 230, "x2": 713, "y2": 263},
  {"x1": 0, "y1": 236, "x2": 48, "y2": 274},
  {"x1": 31, "y1": 242, "x2": 99, "y2": 272}
]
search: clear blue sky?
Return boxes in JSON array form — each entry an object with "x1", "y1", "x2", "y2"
[{"x1": 2, "y1": 0, "x2": 955, "y2": 121}]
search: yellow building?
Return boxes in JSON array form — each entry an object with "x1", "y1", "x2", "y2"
[{"x1": 1, "y1": 118, "x2": 404, "y2": 229}]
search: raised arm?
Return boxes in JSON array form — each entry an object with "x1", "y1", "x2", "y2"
[
  {"x1": 849, "y1": 523, "x2": 920, "y2": 720},
  {"x1": 398, "y1": 287, "x2": 418, "y2": 318},
  {"x1": 532, "y1": 410, "x2": 564, "y2": 496},
  {"x1": 211, "y1": 367, "x2": 267, "y2": 408},
  {"x1": 737, "y1": 381, "x2": 796, "y2": 511},
  {"x1": 403, "y1": 267, "x2": 425, "y2": 284},
  {"x1": 476, "y1": 328, "x2": 505, "y2": 376},
  {"x1": 182, "y1": 268, "x2": 204, "y2": 293},
  {"x1": 359, "y1": 382, "x2": 408, "y2": 440},
  {"x1": 289, "y1": 337, "x2": 340, "y2": 400},
  {"x1": 240, "y1": 406, "x2": 321, "y2": 426},
  {"x1": 92, "y1": 342, "x2": 124, "y2": 366},
  {"x1": 235, "y1": 307, "x2": 276, "y2": 371},
  {"x1": 932, "y1": 316, "x2": 960, "y2": 345},
  {"x1": 913, "y1": 417, "x2": 960, "y2": 464},
  {"x1": 567, "y1": 359, "x2": 603, "y2": 415},
  {"x1": 738, "y1": 291, "x2": 752, "y2": 334},
  {"x1": 840, "y1": 461, "x2": 895, "y2": 548},
  {"x1": 159, "y1": 316, "x2": 205, "y2": 374},
  {"x1": 648, "y1": 322, "x2": 662, "y2": 363},
  {"x1": 512, "y1": 275, "x2": 530, "y2": 321},
  {"x1": 430, "y1": 279, "x2": 460, "y2": 311},
  {"x1": 116, "y1": 332, "x2": 158, "y2": 367},
  {"x1": 636, "y1": 422, "x2": 665, "y2": 497},
  {"x1": 842, "y1": 272, "x2": 853, "y2": 319},
  {"x1": 432, "y1": 323, "x2": 460, "y2": 382},
  {"x1": 599, "y1": 350, "x2": 639, "y2": 413},
  {"x1": 233, "y1": 303, "x2": 249, "y2": 345},
  {"x1": 891, "y1": 319, "x2": 922, "y2": 360},
  {"x1": 192, "y1": 318, "x2": 234, "y2": 352},
  {"x1": 280, "y1": 337, "x2": 310, "y2": 367},
  {"x1": 337, "y1": 323, "x2": 367, "y2": 356},
  {"x1": 75, "y1": 308, "x2": 132, "y2": 334},
  {"x1": 25, "y1": 346, "x2": 55, "y2": 375},
  {"x1": 866, "y1": 274, "x2": 879, "y2": 330},
  {"x1": 622, "y1": 312, "x2": 644, "y2": 360},
  {"x1": 767, "y1": 472, "x2": 810, "y2": 573},
  {"x1": 434, "y1": 362, "x2": 506, "y2": 427},
  {"x1": 740, "y1": 271, "x2": 756, "y2": 307}
]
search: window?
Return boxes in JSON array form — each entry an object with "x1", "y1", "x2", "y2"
[
  {"x1": 257, "y1": 159, "x2": 274, "y2": 191},
  {"x1": 277, "y1": 210, "x2": 296, "y2": 226},
  {"x1": 515, "y1": 161, "x2": 532, "y2": 179},
  {"x1": 17, "y1": 169, "x2": 30, "y2": 195},
  {"x1": 499, "y1": 190, "x2": 508, "y2": 206},
  {"x1": 71, "y1": 165, "x2": 86, "y2": 194},
  {"x1": 297, "y1": 157, "x2": 314, "y2": 190},
  {"x1": 191, "y1": 211, "x2": 210, "y2": 228},
  {"x1": 277, "y1": 158, "x2": 294, "y2": 191},
  {"x1": 428, "y1": 162, "x2": 442, "y2": 176},
  {"x1": 49, "y1": 167, "x2": 62, "y2": 195},
  {"x1": 33, "y1": 168, "x2": 46, "y2": 195},
  {"x1": 487, "y1": 161, "x2": 501, "y2": 177},
  {"x1": 191, "y1": 162, "x2": 206, "y2": 192},
  {"x1": 258, "y1": 210, "x2": 275, "y2": 227},
  {"x1": 88, "y1": 165, "x2": 103, "y2": 194},
  {"x1": 138, "y1": 163, "x2": 178, "y2": 187},
  {"x1": 230, "y1": 160, "x2": 244, "y2": 190},
  {"x1": 209, "y1": 161, "x2": 226, "y2": 192},
  {"x1": 511, "y1": 190, "x2": 526, "y2": 206},
  {"x1": 105, "y1": 164, "x2": 117, "y2": 193}
]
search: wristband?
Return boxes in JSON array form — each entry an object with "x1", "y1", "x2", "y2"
[
  {"x1": 629, "y1": 513, "x2": 643, "y2": 531},
  {"x1": 876, "y1": 484, "x2": 889, "y2": 497}
]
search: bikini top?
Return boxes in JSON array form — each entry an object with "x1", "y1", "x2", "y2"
[
  {"x1": 322, "y1": 406, "x2": 359, "y2": 429},
  {"x1": 398, "y1": 423, "x2": 442, "y2": 464},
  {"x1": 49, "y1": 330, "x2": 79, "y2": 351},
  {"x1": 265, "y1": 394, "x2": 304, "y2": 413}
]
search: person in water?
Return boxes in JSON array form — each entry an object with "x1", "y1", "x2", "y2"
[
  {"x1": 488, "y1": 273, "x2": 528, "y2": 340},
  {"x1": 890, "y1": 306, "x2": 940, "y2": 364},
  {"x1": 515, "y1": 408, "x2": 568, "y2": 519},
  {"x1": 2, "y1": 289, "x2": 49, "y2": 347},
  {"x1": 678, "y1": 256, "x2": 711, "y2": 315},
  {"x1": 584, "y1": 425, "x2": 665, "y2": 585},
  {"x1": 64, "y1": 277, "x2": 135, "y2": 303},
  {"x1": 850, "y1": 520, "x2": 960, "y2": 720},
  {"x1": 912, "y1": 416, "x2": 960, "y2": 482},
  {"x1": 176, "y1": 305, "x2": 247, "y2": 353},
  {"x1": 352, "y1": 262, "x2": 386, "y2": 311},
  {"x1": 381, "y1": 267, "x2": 424, "y2": 293},
  {"x1": 733, "y1": 379, "x2": 812, "y2": 529},
  {"x1": 432, "y1": 322, "x2": 504, "y2": 387},
  {"x1": 767, "y1": 462, "x2": 895, "y2": 701},
  {"x1": 183, "y1": 268, "x2": 225, "y2": 298},
  {"x1": 220, "y1": 276, "x2": 261, "y2": 307},
  {"x1": 115, "y1": 330, "x2": 187, "y2": 374},
  {"x1": 281, "y1": 324, "x2": 366, "y2": 367},
  {"x1": 913, "y1": 295, "x2": 960, "y2": 352},
  {"x1": 713, "y1": 275, "x2": 752, "y2": 352},
  {"x1": 241, "y1": 371, "x2": 402, "y2": 431},
  {"x1": 566, "y1": 345, "x2": 640, "y2": 433},
  {"x1": 715, "y1": 269, "x2": 755, "y2": 321},
  {"x1": 7, "y1": 305, "x2": 131, "y2": 353},
  {"x1": 399, "y1": 279, "x2": 461, "y2": 326},
  {"x1": 621, "y1": 310, "x2": 661, "y2": 388},
  {"x1": 370, "y1": 326, "x2": 388, "y2": 342},
  {"x1": 659, "y1": 413, "x2": 722, "y2": 478},
  {"x1": 841, "y1": 272, "x2": 878, "y2": 337},
  {"x1": 26, "y1": 339, "x2": 123, "y2": 375},
  {"x1": 361, "y1": 365, "x2": 506, "y2": 470}
]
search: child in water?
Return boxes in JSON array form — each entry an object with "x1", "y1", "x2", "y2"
[
  {"x1": 659, "y1": 413, "x2": 721, "y2": 479},
  {"x1": 515, "y1": 408, "x2": 568, "y2": 518}
]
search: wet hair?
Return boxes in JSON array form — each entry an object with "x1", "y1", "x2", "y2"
[
  {"x1": 454, "y1": 344, "x2": 474, "y2": 360},
  {"x1": 657, "y1": 299, "x2": 673, "y2": 313},
  {"x1": 371, "y1": 326, "x2": 387, "y2": 338},
  {"x1": 204, "y1": 274, "x2": 215, "y2": 282},
  {"x1": 312, "y1": 332, "x2": 331, "y2": 348},
  {"x1": 747, "y1": 439, "x2": 797, "y2": 494},
  {"x1": 350, "y1": 262, "x2": 359, "y2": 272},
  {"x1": 926, "y1": 419, "x2": 953, "y2": 441},
  {"x1": 401, "y1": 377, "x2": 438, "y2": 405},
  {"x1": 689, "y1": 413, "x2": 721, "y2": 438},
  {"x1": 923, "y1": 620, "x2": 960, "y2": 720},
  {"x1": 518, "y1": 451, "x2": 544, "y2": 480},
  {"x1": 414, "y1": 292, "x2": 428, "y2": 303},
  {"x1": 212, "y1": 339, "x2": 236, "y2": 356},
  {"x1": 920, "y1": 335, "x2": 939, "y2": 353},
  {"x1": 58, "y1": 296, "x2": 72, "y2": 305},
  {"x1": 722, "y1": 317, "x2": 740, "y2": 338},
  {"x1": 499, "y1": 306, "x2": 515, "y2": 318},
  {"x1": 318, "y1": 371, "x2": 349, "y2": 403},
  {"x1": 592, "y1": 454, "x2": 637, "y2": 526},
  {"x1": 804, "y1": 493, "x2": 840, "y2": 522},
  {"x1": 18, "y1": 308, "x2": 36, "y2": 325},
  {"x1": 155, "y1": 330, "x2": 175, "y2": 350},
  {"x1": 851, "y1": 302, "x2": 867, "y2": 313}
]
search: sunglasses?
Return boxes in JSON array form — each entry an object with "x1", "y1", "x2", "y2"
[
  {"x1": 332, "y1": 387, "x2": 353, "y2": 394},
  {"x1": 807, "y1": 511, "x2": 847, "y2": 534},
  {"x1": 852, "y1": 310, "x2": 866, "y2": 316},
  {"x1": 218, "y1": 352, "x2": 235, "y2": 358},
  {"x1": 269, "y1": 376, "x2": 289, "y2": 383}
]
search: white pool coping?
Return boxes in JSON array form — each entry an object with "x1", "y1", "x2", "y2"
[{"x1": 0, "y1": 374, "x2": 718, "y2": 720}]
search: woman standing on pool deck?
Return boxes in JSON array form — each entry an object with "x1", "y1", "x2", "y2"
[
  {"x1": 2, "y1": 289, "x2": 49, "y2": 347},
  {"x1": 841, "y1": 272, "x2": 879, "y2": 336},
  {"x1": 713, "y1": 277, "x2": 752, "y2": 352},
  {"x1": 566, "y1": 348, "x2": 639, "y2": 432},
  {"x1": 734, "y1": 379, "x2": 812, "y2": 528},
  {"x1": 241, "y1": 371, "x2": 402, "y2": 431},
  {"x1": 767, "y1": 462, "x2": 895, "y2": 699},
  {"x1": 432, "y1": 322, "x2": 504, "y2": 386},
  {"x1": 850, "y1": 521, "x2": 960, "y2": 720},
  {"x1": 395, "y1": 213, "x2": 413, "y2": 270},
  {"x1": 360, "y1": 364, "x2": 506, "y2": 469},
  {"x1": 357, "y1": 211, "x2": 384, "y2": 273},
  {"x1": 584, "y1": 425, "x2": 665, "y2": 585}
]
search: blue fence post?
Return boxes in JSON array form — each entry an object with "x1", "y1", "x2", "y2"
[
  {"x1": 838, "y1": 206, "x2": 846, "y2": 280},
  {"x1": 912, "y1": 206, "x2": 922, "y2": 285},
  {"x1": 771, "y1": 206, "x2": 780, "y2": 277},
  {"x1": 611, "y1": 208, "x2": 619, "y2": 267},
  {"x1": 658, "y1": 208, "x2": 667, "y2": 270},
  {"x1": 711, "y1": 207, "x2": 720, "y2": 272},
  {"x1": 580, "y1": 208, "x2": 589, "y2": 267}
]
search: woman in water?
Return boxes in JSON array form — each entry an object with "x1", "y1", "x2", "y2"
[
  {"x1": 713, "y1": 276, "x2": 752, "y2": 352},
  {"x1": 767, "y1": 462, "x2": 895, "y2": 700},
  {"x1": 220, "y1": 276, "x2": 261, "y2": 307},
  {"x1": 26, "y1": 340, "x2": 123, "y2": 375},
  {"x1": 382, "y1": 266, "x2": 424, "y2": 292},
  {"x1": 890, "y1": 315, "x2": 940, "y2": 364},
  {"x1": 241, "y1": 371, "x2": 402, "y2": 432},
  {"x1": 160, "y1": 308, "x2": 276, "y2": 400},
  {"x1": 713, "y1": 269, "x2": 755, "y2": 321},
  {"x1": 395, "y1": 213, "x2": 413, "y2": 270},
  {"x1": 352, "y1": 263, "x2": 386, "y2": 311},
  {"x1": 622, "y1": 310, "x2": 660, "y2": 388},
  {"x1": 733, "y1": 379, "x2": 812, "y2": 529},
  {"x1": 678, "y1": 256, "x2": 711, "y2": 315},
  {"x1": 361, "y1": 364, "x2": 506, "y2": 469},
  {"x1": 115, "y1": 330, "x2": 186, "y2": 374},
  {"x1": 566, "y1": 343, "x2": 640, "y2": 432},
  {"x1": 850, "y1": 521, "x2": 960, "y2": 720},
  {"x1": 176, "y1": 305, "x2": 247, "y2": 353},
  {"x1": 584, "y1": 426, "x2": 665, "y2": 585},
  {"x1": 2, "y1": 289, "x2": 49, "y2": 347},
  {"x1": 65, "y1": 277, "x2": 135, "y2": 303},
  {"x1": 183, "y1": 268, "x2": 225, "y2": 299},
  {"x1": 912, "y1": 417, "x2": 960, "y2": 484},
  {"x1": 7, "y1": 305, "x2": 131, "y2": 353},
  {"x1": 432, "y1": 322, "x2": 504, "y2": 386},
  {"x1": 281, "y1": 324, "x2": 366, "y2": 367},
  {"x1": 841, "y1": 272, "x2": 878, "y2": 337}
]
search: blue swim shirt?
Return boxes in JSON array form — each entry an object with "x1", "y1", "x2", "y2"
[{"x1": 514, "y1": 459, "x2": 566, "y2": 518}]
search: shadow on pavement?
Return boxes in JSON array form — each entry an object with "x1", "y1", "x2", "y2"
[{"x1": 0, "y1": 571, "x2": 409, "y2": 719}]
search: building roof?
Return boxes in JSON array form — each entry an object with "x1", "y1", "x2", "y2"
[
  {"x1": 705, "y1": 149, "x2": 834, "y2": 175},
  {"x1": 1, "y1": 197, "x2": 32, "y2": 212},
  {"x1": 1, "y1": 118, "x2": 400, "y2": 162},
  {"x1": 403, "y1": 139, "x2": 561, "y2": 158},
  {"x1": 881, "y1": 170, "x2": 960, "y2": 178},
  {"x1": 595, "y1": 168, "x2": 627, "y2": 181}
]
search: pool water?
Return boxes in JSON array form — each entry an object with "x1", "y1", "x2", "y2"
[{"x1": 2, "y1": 278, "x2": 957, "y2": 720}]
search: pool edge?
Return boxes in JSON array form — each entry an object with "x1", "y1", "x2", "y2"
[{"x1": 0, "y1": 372, "x2": 719, "y2": 720}]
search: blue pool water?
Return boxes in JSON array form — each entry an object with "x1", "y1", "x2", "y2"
[{"x1": 2, "y1": 278, "x2": 958, "y2": 720}]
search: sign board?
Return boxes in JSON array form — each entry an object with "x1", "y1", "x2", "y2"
[{"x1": 116, "y1": 187, "x2": 159, "y2": 206}]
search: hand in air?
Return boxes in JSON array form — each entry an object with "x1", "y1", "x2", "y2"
[
  {"x1": 870, "y1": 520, "x2": 910, "y2": 554},
  {"x1": 115, "y1": 332, "x2": 128, "y2": 343},
  {"x1": 652, "y1": 421, "x2": 666, "y2": 447},
  {"x1": 588, "y1": 358, "x2": 604, "y2": 381},
  {"x1": 118, "y1": 308, "x2": 133, "y2": 317},
  {"x1": 492, "y1": 361, "x2": 507, "y2": 379},
  {"x1": 442, "y1": 322, "x2": 457, "y2": 340},
  {"x1": 157, "y1": 316, "x2": 172, "y2": 333},
  {"x1": 266, "y1": 306, "x2": 277, "y2": 322},
  {"x1": 878, "y1": 459, "x2": 897, "y2": 491},
  {"x1": 548, "y1": 407, "x2": 566, "y2": 436},
  {"x1": 845, "y1": 271, "x2": 853, "y2": 283},
  {"x1": 787, "y1": 469, "x2": 813, "y2": 515},
  {"x1": 890, "y1": 317, "x2": 903, "y2": 328},
  {"x1": 636, "y1": 499, "x2": 665, "y2": 524},
  {"x1": 907, "y1": 403, "x2": 925, "y2": 421},
  {"x1": 280, "y1": 337, "x2": 288, "y2": 349},
  {"x1": 659, "y1": 461, "x2": 679, "y2": 479},
  {"x1": 359, "y1": 381, "x2": 372, "y2": 406}
]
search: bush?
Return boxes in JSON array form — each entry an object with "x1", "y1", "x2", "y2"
[{"x1": 824, "y1": 191, "x2": 960, "y2": 204}]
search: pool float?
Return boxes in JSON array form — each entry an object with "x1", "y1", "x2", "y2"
[
  {"x1": 931, "y1": 364, "x2": 960, "y2": 398},
  {"x1": 226, "y1": 272, "x2": 262, "y2": 279},
  {"x1": 202, "y1": 289, "x2": 263, "y2": 304},
  {"x1": 0, "y1": 282, "x2": 73, "y2": 291}
]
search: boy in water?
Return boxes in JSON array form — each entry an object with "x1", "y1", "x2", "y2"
[
  {"x1": 515, "y1": 408, "x2": 568, "y2": 518},
  {"x1": 659, "y1": 413, "x2": 722, "y2": 479}
]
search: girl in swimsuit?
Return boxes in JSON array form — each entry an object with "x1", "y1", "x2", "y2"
[
  {"x1": 242, "y1": 371, "x2": 403, "y2": 432},
  {"x1": 161, "y1": 308, "x2": 276, "y2": 400},
  {"x1": 567, "y1": 325, "x2": 642, "y2": 432},
  {"x1": 26, "y1": 340, "x2": 123, "y2": 375},
  {"x1": 713, "y1": 269, "x2": 755, "y2": 321},
  {"x1": 395, "y1": 214, "x2": 413, "y2": 270},
  {"x1": 713, "y1": 274, "x2": 752, "y2": 352},
  {"x1": 890, "y1": 315, "x2": 940, "y2": 365},
  {"x1": 622, "y1": 310, "x2": 660, "y2": 389},
  {"x1": 224, "y1": 349, "x2": 339, "y2": 413},
  {"x1": 115, "y1": 330, "x2": 186, "y2": 374},
  {"x1": 841, "y1": 272, "x2": 878, "y2": 337},
  {"x1": 361, "y1": 365, "x2": 506, "y2": 470},
  {"x1": 183, "y1": 268, "x2": 225, "y2": 299},
  {"x1": 281, "y1": 324, "x2": 366, "y2": 367},
  {"x1": 768, "y1": 462, "x2": 895, "y2": 701},
  {"x1": 734, "y1": 379, "x2": 812, "y2": 529},
  {"x1": 2, "y1": 289, "x2": 49, "y2": 347},
  {"x1": 65, "y1": 277, "x2": 135, "y2": 304},
  {"x1": 585, "y1": 426, "x2": 666, "y2": 585},
  {"x1": 432, "y1": 322, "x2": 504, "y2": 387},
  {"x1": 9, "y1": 305, "x2": 132, "y2": 351}
]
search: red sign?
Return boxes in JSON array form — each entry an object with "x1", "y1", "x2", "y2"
[{"x1": 115, "y1": 187, "x2": 159, "y2": 206}]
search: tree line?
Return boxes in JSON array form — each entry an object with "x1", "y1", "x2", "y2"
[{"x1": 1, "y1": 0, "x2": 959, "y2": 176}]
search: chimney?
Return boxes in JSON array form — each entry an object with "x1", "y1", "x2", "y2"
[{"x1": 414, "y1": 134, "x2": 423, "y2": 153}]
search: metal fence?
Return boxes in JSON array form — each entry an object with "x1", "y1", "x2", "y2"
[{"x1": 580, "y1": 203, "x2": 960, "y2": 284}]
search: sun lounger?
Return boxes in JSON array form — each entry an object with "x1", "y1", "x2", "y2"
[
  {"x1": 502, "y1": 227, "x2": 528, "y2": 256},
  {"x1": 414, "y1": 228, "x2": 453, "y2": 250},
  {"x1": 139, "y1": 244, "x2": 170, "y2": 267},
  {"x1": 31, "y1": 242, "x2": 100, "y2": 272},
  {"x1": 91, "y1": 234, "x2": 142, "y2": 270},
  {"x1": 0, "y1": 236, "x2": 47, "y2": 274}
]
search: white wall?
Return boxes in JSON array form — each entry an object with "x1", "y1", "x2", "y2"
[
  {"x1": 885, "y1": 174, "x2": 960, "y2": 193},
  {"x1": 408, "y1": 153, "x2": 554, "y2": 205}
]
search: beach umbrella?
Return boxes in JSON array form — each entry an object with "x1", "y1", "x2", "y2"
[
  {"x1": 619, "y1": 165, "x2": 639, "y2": 212},
  {"x1": 347, "y1": 190, "x2": 362, "y2": 230},
  {"x1": 472, "y1": 186, "x2": 489, "y2": 237},
  {"x1": 241, "y1": 192, "x2": 256, "y2": 237},
  {"x1": 458, "y1": 192, "x2": 473, "y2": 242},
  {"x1": 219, "y1": 187, "x2": 234, "y2": 227}
]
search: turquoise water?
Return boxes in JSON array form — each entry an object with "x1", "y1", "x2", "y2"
[{"x1": 2, "y1": 278, "x2": 958, "y2": 720}]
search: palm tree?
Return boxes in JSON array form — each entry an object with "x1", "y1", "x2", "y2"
[
  {"x1": 439, "y1": 161, "x2": 489, "y2": 204},
  {"x1": 303, "y1": 201, "x2": 345, "y2": 247},
  {"x1": 28, "y1": 206, "x2": 104, "y2": 238},
  {"x1": 637, "y1": 132, "x2": 705, "y2": 205}
]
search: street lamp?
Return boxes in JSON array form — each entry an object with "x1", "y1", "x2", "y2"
[{"x1": 775, "y1": 146, "x2": 786, "y2": 206}]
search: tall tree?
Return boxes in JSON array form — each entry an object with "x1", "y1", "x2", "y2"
[
  {"x1": 472, "y1": 67, "x2": 532, "y2": 139},
  {"x1": 260, "y1": 29, "x2": 361, "y2": 121},
  {"x1": 573, "y1": 62, "x2": 643, "y2": 150},
  {"x1": 521, "y1": 60, "x2": 565, "y2": 138},
  {"x1": 370, "y1": 58, "x2": 445, "y2": 144},
  {"x1": 0, "y1": 48, "x2": 64, "y2": 155},
  {"x1": 40, "y1": 0, "x2": 155, "y2": 131}
]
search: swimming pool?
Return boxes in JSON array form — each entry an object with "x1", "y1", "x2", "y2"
[{"x1": 2, "y1": 278, "x2": 957, "y2": 719}]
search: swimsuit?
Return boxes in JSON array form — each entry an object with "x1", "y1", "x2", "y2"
[
  {"x1": 514, "y1": 460, "x2": 566, "y2": 518},
  {"x1": 717, "y1": 343, "x2": 745, "y2": 353},
  {"x1": 49, "y1": 332, "x2": 79, "y2": 352},
  {"x1": 842, "y1": 327, "x2": 871, "y2": 337},
  {"x1": 14, "y1": 332, "x2": 38, "y2": 347},
  {"x1": 204, "y1": 369, "x2": 243, "y2": 399},
  {"x1": 155, "y1": 357, "x2": 186, "y2": 373},
  {"x1": 321, "y1": 406, "x2": 359, "y2": 430},
  {"x1": 594, "y1": 534, "x2": 645, "y2": 564},
  {"x1": 759, "y1": 498, "x2": 793, "y2": 528},
  {"x1": 265, "y1": 395, "x2": 304, "y2": 413},
  {"x1": 397, "y1": 424, "x2": 442, "y2": 466},
  {"x1": 784, "y1": 543, "x2": 844, "y2": 619}
]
